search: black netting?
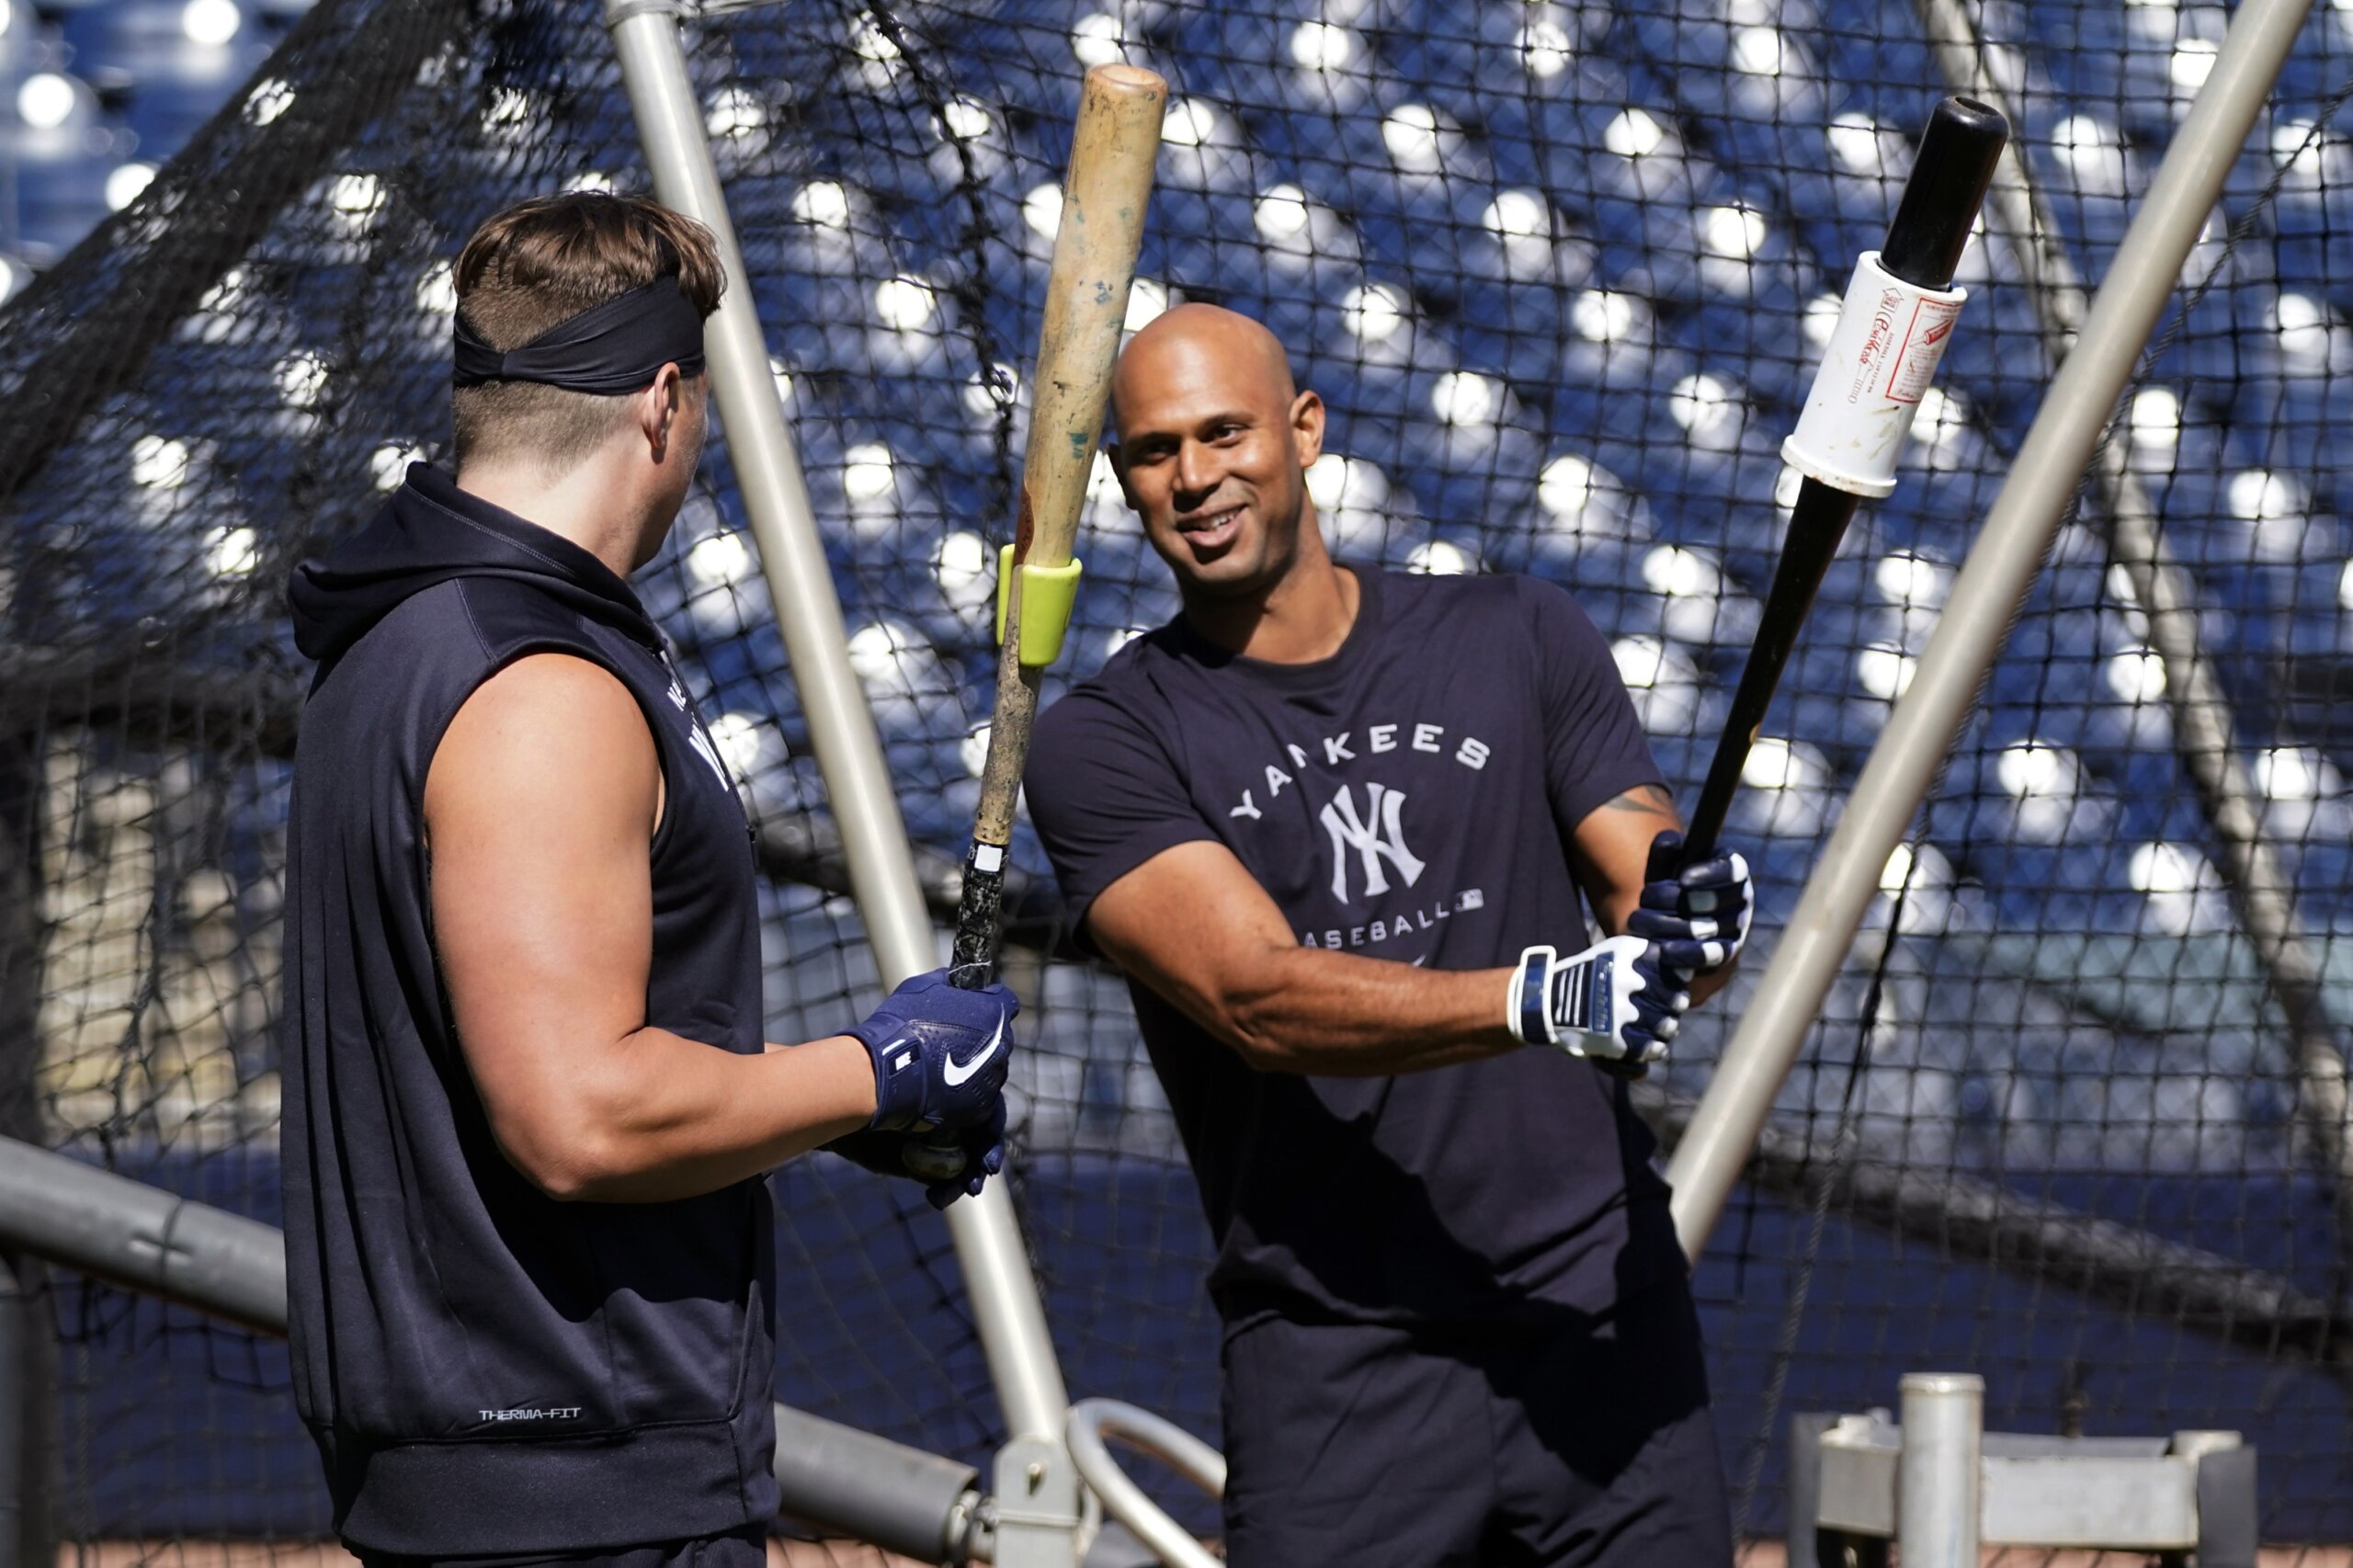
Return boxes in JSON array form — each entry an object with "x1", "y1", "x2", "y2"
[{"x1": 6, "y1": 0, "x2": 2353, "y2": 1550}]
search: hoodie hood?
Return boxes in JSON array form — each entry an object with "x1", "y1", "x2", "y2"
[{"x1": 290, "y1": 463, "x2": 662, "y2": 665}]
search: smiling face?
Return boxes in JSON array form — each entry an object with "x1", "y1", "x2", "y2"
[{"x1": 1108, "y1": 304, "x2": 1325, "y2": 603}]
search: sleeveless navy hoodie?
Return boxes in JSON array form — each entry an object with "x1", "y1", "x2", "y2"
[{"x1": 280, "y1": 465, "x2": 778, "y2": 1553}]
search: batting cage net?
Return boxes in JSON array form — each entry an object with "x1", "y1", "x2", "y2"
[{"x1": 5, "y1": 0, "x2": 2353, "y2": 1547}]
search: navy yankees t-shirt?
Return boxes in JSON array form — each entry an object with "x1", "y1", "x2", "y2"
[{"x1": 1026, "y1": 569, "x2": 1683, "y2": 1329}]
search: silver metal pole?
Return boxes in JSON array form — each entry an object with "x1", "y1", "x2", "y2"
[
  {"x1": 602, "y1": 7, "x2": 1080, "y2": 1562},
  {"x1": 1897, "y1": 1372, "x2": 1983, "y2": 1567},
  {"x1": 0, "y1": 1134, "x2": 285, "y2": 1333},
  {"x1": 1063, "y1": 1400, "x2": 1224, "y2": 1568},
  {"x1": 1915, "y1": 0, "x2": 2353, "y2": 1239},
  {"x1": 1666, "y1": 0, "x2": 2316, "y2": 1261},
  {"x1": 770, "y1": 1403, "x2": 986, "y2": 1562}
]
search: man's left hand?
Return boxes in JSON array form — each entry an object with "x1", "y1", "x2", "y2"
[
  {"x1": 1628, "y1": 829, "x2": 1752, "y2": 978},
  {"x1": 825, "y1": 1092, "x2": 1006, "y2": 1209}
]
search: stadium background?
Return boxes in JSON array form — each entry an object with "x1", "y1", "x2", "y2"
[{"x1": 2, "y1": 0, "x2": 2351, "y2": 1548}]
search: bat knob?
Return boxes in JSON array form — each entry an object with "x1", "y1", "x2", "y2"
[
  {"x1": 1645, "y1": 829, "x2": 1689, "y2": 888},
  {"x1": 1881, "y1": 97, "x2": 2010, "y2": 290},
  {"x1": 1086, "y1": 62, "x2": 1167, "y2": 97}
]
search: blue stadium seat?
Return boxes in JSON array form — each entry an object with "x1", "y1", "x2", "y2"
[
  {"x1": 1352, "y1": 211, "x2": 1485, "y2": 299},
  {"x1": 5, "y1": 70, "x2": 115, "y2": 260},
  {"x1": 1927, "y1": 729, "x2": 2097, "y2": 817},
  {"x1": 1450, "y1": 267, "x2": 1598, "y2": 385},
  {"x1": 11, "y1": 166, "x2": 108, "y2": 258},
  {"x1": 1313, "y1": 97, "x2": 1488, "y2": 235},
  {"x1": 767, "y1": 278, "x2": 891, "y2": 381},
  {"x1": 1518, "y1": 309, "x2": 1688, "y2": 457},
  {"x1": 67, "y1": 0, "x2": 267, "y2": 85},
  {"x1": 0, "y1": 0, "x2": 40, "y2": 84},
  {"x1": 1367, "y1": 3, "x2": 1583, "y2": 128},
  {"x1": 1480, "y1": 67, "x2": 1637, "y2": 195},
  {"x1": 1152, "y1": 94, "x2": 1260, "y2": 197},
  {"x1": 119, "y1": 73, "x2": 246, "y2": 164},
  {"x1": 1520, "y1": 537, "x2": 1653, "y2": 634},
  {"x1": 1165, "y1": 6, "x2": 1301, "y2": 126},
  {"x1": 846, "y1": 103, "x2": 1019, "y2": 210},
  {"x1": 1652, "y1": 275, "x2": 1818, "y2": 408}
]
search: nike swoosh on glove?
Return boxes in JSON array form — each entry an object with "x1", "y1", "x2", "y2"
[
  {"x1": 1627, "y1": 828, "x2": 1753, "y2": 977},
  {"x1": 1506, "y1": 934, "x2": 1689, "y2": 1067},
  {"x1": 845, "y1": 969, "x2": 1018, "y2": 1133}
]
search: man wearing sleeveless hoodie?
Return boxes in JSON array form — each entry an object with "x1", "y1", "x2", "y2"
[{"x1": 280, "y1": 193, "x2": 1017, "y2": 1563}]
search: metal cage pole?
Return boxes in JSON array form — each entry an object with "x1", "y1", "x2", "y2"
[
  {"x1": 1667, "y1": 0, "x2": 2317, "y2": 1262},
  {"x1": 1897, "y1": 1374, "x2": 1984, "y2": 1568},
  {"x1": 1915, "y1": 0, "x2": 2353, "y2": 1241},
  {"x1": 603, "y1": 6, "x2": 1082, "y2": 1562}
]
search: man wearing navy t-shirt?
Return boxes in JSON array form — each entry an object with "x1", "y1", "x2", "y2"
[{"x1": 1024, "y1": 305, "x2": 1752, "y2": 1566}]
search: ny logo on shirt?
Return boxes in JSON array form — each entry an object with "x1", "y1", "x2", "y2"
[{"x1": 1318, "y1": 782, "x2": 1426, "y2": 903}]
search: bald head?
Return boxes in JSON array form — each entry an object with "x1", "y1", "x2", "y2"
[
  {"x1": 1110, "y1": 303, "x2": 1297, "y2": 439},
  {"x1": 1102, "y1": 302, "x2": 1326, "y2": 605}
]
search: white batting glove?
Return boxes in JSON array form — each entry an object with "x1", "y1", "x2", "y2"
[{"x1": 1506, "y1": 934, "x2": 1690, "y2": 1068}]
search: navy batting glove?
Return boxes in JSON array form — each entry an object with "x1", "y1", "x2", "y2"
[
  {"x1": 1506, "y1": 935, "x2": 1689, "y2": 1068},
  {"x1": 845, "y1": 969, "x2": 1018, "y2": 1133},
  {"x1": 1627, "y1": 828, "x2": 1753, "y2": 978},
  {"x1": 914, "y1": 1095, "x2": 1007, "y2": 1210},
  {"x1": 822, "y1": 1095, "x2": 1006, "y2": 1210}
]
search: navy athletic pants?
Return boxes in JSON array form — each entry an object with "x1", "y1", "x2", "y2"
[{"x1": 1220, "y1": 1274, "x2": 1733, "y2": 1567}]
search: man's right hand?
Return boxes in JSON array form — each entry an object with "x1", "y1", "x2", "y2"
[
  {"x1": 1506, "y1": 934, "x2": 1688, "y2": 1068},
  {"x1": 845, "y1": 970, "x2": 1018, "y2": 1132}
]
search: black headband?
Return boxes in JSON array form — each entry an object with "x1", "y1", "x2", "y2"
[{"x1": 451, "y1": 275, "x2": 707, "y2": 394}]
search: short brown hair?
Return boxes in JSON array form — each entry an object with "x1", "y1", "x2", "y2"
[{"x1": 450, "y1": 193, "x2": 726, "y2": 475}]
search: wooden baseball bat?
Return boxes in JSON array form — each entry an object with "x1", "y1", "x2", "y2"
[{"x1": 949, "y1": 63, "x2": 1167, "y2": 990}]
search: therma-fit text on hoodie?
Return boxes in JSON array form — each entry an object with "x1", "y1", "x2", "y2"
[
  {"x1": 1027, "y1": 570, "x2": 1681, "y2": 1330},
  {"x1": 280, "y1": 465, "x2": 777, "y2": 1554}
]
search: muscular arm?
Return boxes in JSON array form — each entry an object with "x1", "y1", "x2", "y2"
[
  {"x1": 1086, "y1": 840, "x2": 1518, "y2": 1075},
  {"x1": 426, "y1": 653, "x2": 875, "y2": 1203},
  {"x1": 1568, "y1": 781, "x2": 1734, "y2": 1004},
  {"x1": 1086, "y1": 779, "x2": 1731, "y2": 1077}
]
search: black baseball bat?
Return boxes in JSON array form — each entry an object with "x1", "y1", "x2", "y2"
[
  {"x1": 1668, "y1": 96, "x2": 2009, "y2": 877},
  {"x1": 1595, "y1": 97, "x2": 2006, "y2": 1085}
]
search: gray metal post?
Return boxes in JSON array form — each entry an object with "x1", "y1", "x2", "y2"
[
  {"x1": 1915, "y1": 0, "x2": 2353, "y2": 1238},
  {"x1": 769, "y1": 1403, "x2": 985, "y2": 1562},
  {"x1": 0, "y1": 1135, "x2": 285, "y2": 1333},
  {"x1": 600, "y1": 6, "x2": 1080, "y2": 1562},
  {"x1": 1666, "y1": 0, "x2": 2316, "y2": 1261},
  {"x1": 1897, "y1": 1373, "x2": 1983, "y2": 1568}
]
